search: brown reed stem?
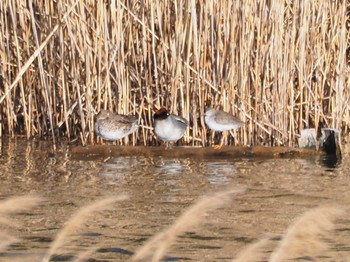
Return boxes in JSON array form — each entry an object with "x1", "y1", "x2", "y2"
[{"x1": 0, "y1": 0, "x2": 348, "y2": 146}]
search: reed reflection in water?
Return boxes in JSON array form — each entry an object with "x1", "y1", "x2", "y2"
[{"x1": 0, "y1": 139, "x2": 348, "y2": 261}]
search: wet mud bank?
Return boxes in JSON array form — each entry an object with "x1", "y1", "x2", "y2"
[{"x1": 70, "y1": 145, "x2": 324, "y2": 161}]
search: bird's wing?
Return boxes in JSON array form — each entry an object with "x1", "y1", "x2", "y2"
[
  {"x1": 172, "y1": 115, "x2": 189, "y2": 126},
  {"x1": 215, "y1": 111, "x2": 243, "y2": 125},
  {"x1": 94, "y1": 122, "x2": 101, "y2": 134},
  {"x1": 111, "y1": 115, "x2": 138, "y2": 131}
]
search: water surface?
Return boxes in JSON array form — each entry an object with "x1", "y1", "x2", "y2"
[{"x1": 0, "y1": 139, "x2": 349, "y2": 261}]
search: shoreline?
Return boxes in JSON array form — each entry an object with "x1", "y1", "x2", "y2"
[{"x1": 70, "y1": 145, "x2": 324, "y2": 160}]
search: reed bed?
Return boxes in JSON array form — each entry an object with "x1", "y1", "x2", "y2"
[{"x1": 0, "y1": 0, "x2": 349, "y2": 147}]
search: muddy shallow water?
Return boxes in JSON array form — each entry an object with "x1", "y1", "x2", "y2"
[{"x1": 0, "y1": 138, "x2": 349, "y2": 261}]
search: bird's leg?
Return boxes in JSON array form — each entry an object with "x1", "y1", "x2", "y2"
[
  {"x1": 123, "y1": 135, "x2": 129, "y2": 146},
  {"x1": 164, "y1": 141, "x2": 174, "y2": 150},
  {"x1": 214, "y1": 131, "x2": 226, "y2": 150},
  {"x1": 223, "y1": 130, "x2": 228, "y2": 146},
  {"x1": 229, "y1": 130, "x2": 236, "y2": 145},
  {"x1": 211, "y1": 131, "x2": 216, "y2": 147}
]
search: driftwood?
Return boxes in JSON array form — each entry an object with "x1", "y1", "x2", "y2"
[{"x1": 70, "y1": 145, "x2": 323, "y2": 161}]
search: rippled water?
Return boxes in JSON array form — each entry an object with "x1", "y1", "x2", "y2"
[{"x1": 0, "y1": 139, "x2": 349, "y2": 261}]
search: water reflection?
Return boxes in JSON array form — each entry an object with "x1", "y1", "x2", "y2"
[
  {"x1": 0, "y1": 139, "x2": 349, "y2": 261},
  {"x1": 320, "y1": 155, "x2": 341, "y2": 170},
  {"x1": 201, "y1": 161, "x2": 238, "y2": 185},
  {"x1": 99, "y1": 156, "x2": 142, "y2": 179},
  {"x1": 154, "y1": 158, "x2": 188, "y2": 174}
]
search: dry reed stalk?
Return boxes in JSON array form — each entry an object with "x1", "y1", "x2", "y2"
[
  {"x1": 232, "y1": 237, "x2": 270, "y2": 262},
  {"x1": 42, "y1": 195, "x2": 128, "y2": 262},
  {"x1": 0, "y1": 232, "x2": 18, "y2": 253},
  {"x1": 72, "y1": 246, "x2": 100, "y2": 262},
  {"x1": 0, "y1": 0, "x2": 348, "y2": 146},
  {"x1": 0, "y1": 195, "x2": 42, "y2": 225},
  {"x1": 131, "y1": 189, "x2": 244, "y2": 262},
  {"x1": 4, "y1": 257, "x2": 41, "y2": 262},
  {"x1": 0, "y1": 0, "x2": 79, "y2": 143},
  {"x1": 0, "y1": 195, "x2": 42, "y2": 252},
  {"x1": 28, "y1": 0, "x2": 56, "y2": 147},
  {"x1": 269, "y1": 206, "x2": 344, "y2": 262}
]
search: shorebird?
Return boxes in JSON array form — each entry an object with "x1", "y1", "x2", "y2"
[
  {"x1": 153, "y1": 108, "x2": 189, "y2": 147},
  {"x1": 94, "y1": 110, "x2": 139, "y2": 141},
  {"x1": 204, "y1": 108, "x2": 244, "y2": 149}
]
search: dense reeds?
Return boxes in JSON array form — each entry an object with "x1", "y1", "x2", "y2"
[{"x1": 0, "y1": 0, "x2": 349, "y2": 146}]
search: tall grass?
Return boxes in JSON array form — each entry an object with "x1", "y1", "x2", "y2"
[
  {"x1": 43, "y1": 195, "x2": 128, "y2": 262},
  {"x1": 0, "y1": 0, "x2": 349, "y2": 146},
  {"x1": 0, "y1": 195, "x2": 42, "y2": 252},
  {"x1": 0, "y1": 195, "x2": 344, "y2": 261},
  {"x1": 131, "y1": 189, "x2": 244, "y2": 262},
  {"x1": 269, "y1": 206, "x2": 344, "y2": 262}
]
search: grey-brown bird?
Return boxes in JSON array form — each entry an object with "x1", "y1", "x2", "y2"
[
  {"x1": 204, "y1": 108, "x2": 244, "y2": 149},
  {"x1": 95, "y1": 110, "x2": 139, "y2": 141}
]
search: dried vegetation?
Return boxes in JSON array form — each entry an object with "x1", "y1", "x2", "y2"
[
  {"x1": 0, "y1": 194, "x2": 344, "y2": 261},
  {"x1": 0, "y1": 0, "x2": 349, "y2": 147}
]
